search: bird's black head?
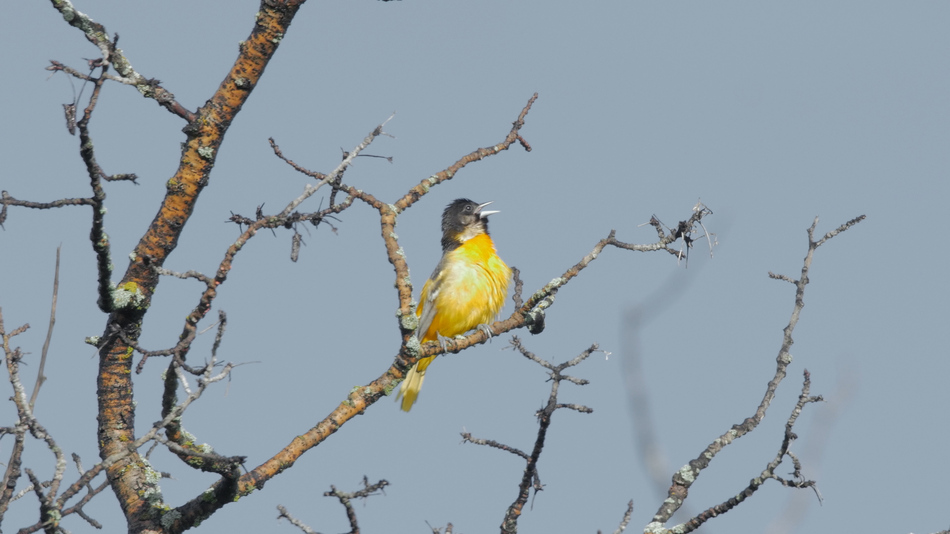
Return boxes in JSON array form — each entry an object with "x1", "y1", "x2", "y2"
[{"x1": 440, "y1": 198, "x2": 498, "y2": 251}]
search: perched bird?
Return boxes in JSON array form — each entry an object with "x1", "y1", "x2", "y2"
[{"x1": 397, "y1": 198, "x2": 511, "y2": 412}]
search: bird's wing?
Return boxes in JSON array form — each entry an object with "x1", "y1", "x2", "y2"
[{"x1": 415, "y1": 259, "x2": 446, "y2": 341}]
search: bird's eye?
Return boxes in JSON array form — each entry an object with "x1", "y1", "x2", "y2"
[{"x1": 464, "y1": 205, "x2": 473, "y2": 212}]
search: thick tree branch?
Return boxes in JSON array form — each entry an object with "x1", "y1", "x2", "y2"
[{"x1": 47, "y1": 1, "x2": 311, "y2": 530}]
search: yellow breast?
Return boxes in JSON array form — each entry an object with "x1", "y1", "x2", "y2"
[{"x1": 418, "y1": 234, "x2": 511, "y2": 342}]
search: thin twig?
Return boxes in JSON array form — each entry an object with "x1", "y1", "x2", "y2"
[
  {"x1": 276, "y1": 477, "x2": 389, "y2": 534},
  {"x1": 646, "y1": 215, "x2": 865, "y2": 532},
  {"x1": 465, "y1": 338, "x2": 600, "y2": 534},
  {"x1": 0, "y1": 312, "x2": 68, "y2": 531},
  {"x1": 30, "y1": 246, "x2": 60, "y2": 409},
  {"x1": 276, "y1": 505, "x2": 318, "y2": 534},
  {"x1": 323, "y1": 477, "x2": 390, "y2": 534},
  {"x1": 606, "y1": 500, "x2": 634, "y2": 534},
  {"x1": 460, "y1": 432, "x2": 530, "y2": 461},
  {"x1": 673, "y1": 371, "x2": 823, "y2": 533}
]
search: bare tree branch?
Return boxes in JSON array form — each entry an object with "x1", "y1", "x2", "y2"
[
  {"x1": 277, "y1": 477, "x2": 389, "y2": 534},
  {"x1": 600, "y1": 500, "x2": 634, "y2": 534},
  {"x1": 276, "y1": 505, "x2": 319, "y2": 534},
  {"x1": 324, "y1": 477, "x2": 390, "y2": 534},
  {"x1": 459, "y1": 338, "x2": 600, "y2": 534},
  {"x1": 646, "y1": 215, "x2": 866, "y2": 533},
  {"x1": 45, "y1": 3, "x2": 195, "y2": 122}
]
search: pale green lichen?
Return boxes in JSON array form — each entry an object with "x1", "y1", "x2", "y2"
[
  {"x1": 197, "y1": 146, "x2": 215, "y2": 160},
  {"x1": 405, "y1": 336, "x2": 422, "y2": 357},
  {"x1": 271, "y1": 32, "x2": 283, "y2": 43},
  {"x1": 233, "y1": 485, "x2": 256, "y2": 501},
  {"x1": 677, "y1": 464, "x2": 695, "y2": 483},
  {"x1": 112, "y1": 281, "x2": 146, "y2": 310},
  {"x1": 143, "y1": 460, "x2": 162, "y2": 485},
  {"x1": 95, "y1": 232, "x2": 109, "y2": 250},
  {"x1": 60, "y1": 6, "x2": 76, "y2": 22},
  {"x1": 527, "y1": 295, "x2": 555, "y2": 320},
  {"x1": 45, "y1": 509, "x2": 62, "y2": 524},
  {"x1": 141, "y1": 479, "x2": 165, "y2": 508},
  {"x1": 128, "y1": 252, "x2": 137, "y2": 261},
  {"x1": 400, "y1": 311, "x2": 419, "y2": 332},
  {"x1": 160, "y1": 509, "x2": 181, "y2": 529},
  {"x1": 85, "y1": 336, "x2": 100, "y2": 346}
]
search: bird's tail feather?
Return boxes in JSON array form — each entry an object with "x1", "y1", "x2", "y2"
[{"x1": 398, "y1": 355, "x2": 435, "y2": 412}]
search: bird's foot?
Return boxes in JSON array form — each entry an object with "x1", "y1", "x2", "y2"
[
  {"x1": 477, "y1": 323, "x2": 495, "y2": 341},
  {"x1": 436, "y1": 332, "x2": 455, "y2": 352}
]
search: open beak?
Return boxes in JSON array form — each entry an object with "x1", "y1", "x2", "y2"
[{"x1": 476, "y1": 201, "x2": 499, "y2": 218}]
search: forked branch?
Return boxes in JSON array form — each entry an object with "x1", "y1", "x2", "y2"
[
  {"x1": 645, "y1": 215, "x2": 865, "y2": 533},
  {"x1": 462, "y1": 337, "x2": 600, "y2": 534}
]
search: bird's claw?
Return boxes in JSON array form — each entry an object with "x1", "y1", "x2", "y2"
[{"x1": 477, "y1": 323, "x2": 495, "y2": 340}]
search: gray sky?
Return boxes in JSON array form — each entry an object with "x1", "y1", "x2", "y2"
[{"x1": 2, "y1": 1, "x2": 947, "y2": 533}]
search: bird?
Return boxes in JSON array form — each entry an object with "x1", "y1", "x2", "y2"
[{"x1": 397, "y1": 198, "x2": 511, "y2": 412}]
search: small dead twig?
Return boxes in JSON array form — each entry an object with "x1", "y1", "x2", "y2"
[
  {"x1": 324, "y1": 477, "x2": 390, "y2": 534},
  {"x1": 276, "y1": 505, "x2": 318, "y2": 534},
  {"x1": 599, "y1": 500, "x2": 634, "y2": 534},
  {"x1": 277, "y1": 477, "x2": 389, "y2": 534},
  {"x1": 461, "y1": 338, "x2": 599, "y2": 534},
  {"x1": 30, "y1": 246, "x2": 61, "y2": 409}
]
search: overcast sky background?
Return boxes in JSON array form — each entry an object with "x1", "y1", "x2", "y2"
[{"x1": 2, "y1": 1, "x2": 948, "y2": 533}]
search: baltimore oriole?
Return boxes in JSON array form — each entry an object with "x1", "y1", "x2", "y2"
[{"x1": 397, "y1": 198, "x2": 511, "y2": 412}]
